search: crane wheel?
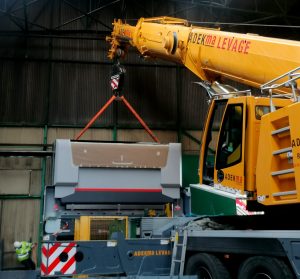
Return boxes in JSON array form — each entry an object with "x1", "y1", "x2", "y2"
[
  {"x1": 237, "y1": 256, "x2": 294, "y2": 279},
  {"x1": 185, "y1": 253, "x2": 231, "y2": 279}
]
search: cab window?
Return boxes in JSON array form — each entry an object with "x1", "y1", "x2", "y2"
[
  {"x1": 255, "y1": 105, "x2": 281, "y2": 120},
  {"x1": 216, "y1": 104, "x2": 243, "y2": 169}
]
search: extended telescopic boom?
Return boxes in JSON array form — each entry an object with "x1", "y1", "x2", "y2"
[{"x1": 107, "y1": 17, "x2": 300, "y2": 91}]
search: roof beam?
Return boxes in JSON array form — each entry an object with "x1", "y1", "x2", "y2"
[
  {"x1": 0, "y1": 8, "x2": 49, "y2": 30},
  {"x1": 168, "y1": 0, "x2": 300, "y2": 21},
  {"x1": 62, "y1": 0, "x2": 112, "y2": 30},
  {"x1": 54, "y1": 0, "x2": 120, "y2": 30}
]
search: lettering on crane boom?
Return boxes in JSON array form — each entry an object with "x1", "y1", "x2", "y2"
[{"x1": 188, "y1": 32, "x2": 251, "y2": 54}]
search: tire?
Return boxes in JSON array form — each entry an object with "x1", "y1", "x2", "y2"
[
  {"x1": 185, "y1": 253, "x2": 231, "y2": 279},
  {"x1": 238, "y1": 256, "x2": 294, "y2": 279}
]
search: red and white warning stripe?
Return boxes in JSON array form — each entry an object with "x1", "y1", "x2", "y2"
[
  {"x1": 236, "y1": 198, "x2": 253, "y2": 215},
  {"x1": 41, "y1": 242, "x2": 77, "y2": 276},
  {"x1": 110, "y1": 78, "x2": 119, "y2": 90}
]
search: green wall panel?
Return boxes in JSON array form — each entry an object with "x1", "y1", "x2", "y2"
[{"x1": 182, "y1": 154, "x2": 199, "y2": 188}]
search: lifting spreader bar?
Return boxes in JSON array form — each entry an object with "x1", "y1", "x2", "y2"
[{"x1": 75, "y1": 59, "x2": 159, "y2": 143}]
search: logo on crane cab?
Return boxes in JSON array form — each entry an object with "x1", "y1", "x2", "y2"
[
  {"x1": 217, "y1": 170, "x2": 243, "y2": 184},
  {"x1": 292, "y1": 137, "x2": 300, "y2": 148},
  {"x1": 292, "y1": 137, "x2": 300, "y2": 163}
]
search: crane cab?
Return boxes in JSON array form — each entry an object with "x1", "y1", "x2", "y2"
[{"x1": 199, "y1": 95, "x2": 294, "y2": 207}]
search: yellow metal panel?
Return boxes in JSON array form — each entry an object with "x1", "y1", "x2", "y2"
[
  {"x1": 75, "y1": 216, "x2": 129, "y2": 241},
  {"x1": 74, "y1": 216, "x2": 90, "y2": 241},
  {"x1": 244, "y1": 97, "x2": 260, "y2": 193},
  {"x1": 74, "y1": 219, "x2": 80, "y2": 241},
  {"x1": 164, "y1": 203, "x2": 172, "y2": 217},
  {"x1": 257, "y1": 102, "x2": 300, "y2": 205},
  {"x1": 290, "y1": 103, "x2": 300, "y2": 203},
  {"x1": 244, "y1": 97, "x2": 293, "y2": 194}
]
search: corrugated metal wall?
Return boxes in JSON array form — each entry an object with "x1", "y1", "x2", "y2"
[
  {"x1": 0, "y1": 57, "x2": 205, "y2": 128},
  {"x1": 0, "y1": 155, "x2": 43, "y2": 269},
  {"x1": 1, "y1": 198, "x2": 40, "y2": 268}
]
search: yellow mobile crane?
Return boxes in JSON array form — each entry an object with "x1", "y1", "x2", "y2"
[
  {"x1": 107, "y1": 17, "x2": 300, "y2": 211},
  {"x1": 37, "y1": 17, "x2": 300, "y2": 279}
]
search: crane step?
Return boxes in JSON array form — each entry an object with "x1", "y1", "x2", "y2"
[
  {"x1": 273, "y1": 190, "x2": 297, "y2": 197},
  {"x1": 271, "y1": 168, "x2": 294, "y2": 176},
  {"x1": 271, "y1": 126, "x2": 290, "y2": 135},
  {"x1": 273, "y1": 147, "x2": 292, "y2": 155}
]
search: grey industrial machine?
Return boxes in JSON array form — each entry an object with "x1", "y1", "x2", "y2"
[{"x1": 44, "y1": 140, "x2": 182, "y2": 237}]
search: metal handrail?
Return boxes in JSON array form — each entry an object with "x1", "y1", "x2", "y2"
[{"x1": 261, "y1": 67, "x2": 300, "y2": 103}]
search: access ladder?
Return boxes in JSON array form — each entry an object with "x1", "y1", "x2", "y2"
[{"x1": 170, "y1": 229, "x2": 188, "y2": 276}]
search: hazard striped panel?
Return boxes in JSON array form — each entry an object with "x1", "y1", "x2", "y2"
[
  {"x1": 41, "y1": 242, "x2": 77, "y2": 276},
  {"x1": 110, "y1": 75, "x2": 119, "y2": 90}
]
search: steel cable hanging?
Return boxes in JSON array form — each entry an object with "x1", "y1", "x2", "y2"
[{"x1": 124, "y1": 18, "x2": 300, "y2": 29}]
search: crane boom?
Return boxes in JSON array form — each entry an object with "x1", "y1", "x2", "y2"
[{"x1": 107, "y1": 17, "x2": 300, "y2": 91}]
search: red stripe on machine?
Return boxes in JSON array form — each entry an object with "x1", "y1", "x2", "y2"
[{"x1": 75, "y1": 188, "x2": 162, "y2": 192}]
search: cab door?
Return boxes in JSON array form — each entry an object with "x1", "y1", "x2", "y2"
[
  {"x1": 199, "y1": 99, "x2": 227, "y2": 185},
  {"x1": 214, "y1": 98, "x2": 247, "y2": 195}
]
